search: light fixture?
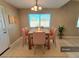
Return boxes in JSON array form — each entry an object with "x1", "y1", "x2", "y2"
[{"x1": 31, "y1": 0, "x2": 42, "y2": 11}]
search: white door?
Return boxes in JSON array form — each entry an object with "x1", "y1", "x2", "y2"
[{"x1": 0, "y1": 6, "x2": 9, "y2": 54}]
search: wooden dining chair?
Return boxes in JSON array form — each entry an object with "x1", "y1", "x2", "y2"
[
  {"x1": 21, "y1": 27, "x2": 29, "y2": 46},
  {"x1": 32, "y1": 32, "x2": 47, "y2": 54},
  {"x1": 49, "y1": 28, "x2": 57, "y2": 46},
  {"x1": 49, "y1": 28, "x2": 60, "y2": 51},
  {"x1": 32, "y1": 32, "x2": 46, "y2": 46}
]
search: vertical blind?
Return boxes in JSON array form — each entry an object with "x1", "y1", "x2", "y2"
[{"x1": 29, "y1": 14, "x2": 51, "y2": 28}]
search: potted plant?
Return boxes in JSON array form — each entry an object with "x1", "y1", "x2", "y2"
[{"x1": 58, "y1": 25, "x2": 64, "y2": 39}]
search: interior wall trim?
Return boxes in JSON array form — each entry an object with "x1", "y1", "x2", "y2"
[
  {"x1": 63, "y1": 36, "x2": 79, "y2": 39},
  {"x1": 9, "y1": 37, "x2": 22, "y2": 48}
]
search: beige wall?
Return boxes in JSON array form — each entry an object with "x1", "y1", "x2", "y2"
[
  {"x1": 19, "y1": 1, "x2": 79, "y2": 36},
  {"x1": 0, "y1": 0, "x2": 21, "y2": 44},
  {"x1": 2, "y1": 0, "x2": 79, "y2": 45}
]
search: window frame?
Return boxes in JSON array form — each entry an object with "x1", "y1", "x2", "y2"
[
  {"x1": 28, "y1": 13, "x2": 52, "y2": 29},
  {"x1": 77, "y1": 17, "x2": 79, "y2": 29}
]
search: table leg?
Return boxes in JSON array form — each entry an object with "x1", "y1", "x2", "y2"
[
  {"x1": 28, "y1": 35, "x2": 32, "y2": 49},
  {"x1": 47, "y1": 34, "x2": 50, "y2": 49},
  {"x1": 48, "y1": 39, "x2": 50, "y2": 49}
]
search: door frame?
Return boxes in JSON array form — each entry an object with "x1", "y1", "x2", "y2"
[{"x1": 0, "y1": 5, "x2": 10, "y2": 46}]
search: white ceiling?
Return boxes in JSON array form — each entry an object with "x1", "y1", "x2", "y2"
[{"x1": 4, "y1": 0, "x2": 71, "y2": 8}]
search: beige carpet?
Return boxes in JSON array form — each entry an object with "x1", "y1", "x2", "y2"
[
  {"x1": 1, "y1": 47, "x2": 67, "y2": 57},
  {"x1": 1, "y1": 39, "x2": 67, "y2": 57}
]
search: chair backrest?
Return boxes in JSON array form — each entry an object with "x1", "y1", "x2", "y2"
[
  {"x1": 21, "y1": 27, "x2": 29, "y2": 36},
  {"x1": 32, "y1": 32, "x2": 46, "y2": 45},
  {"x1": 50, "y1": 28, "x2": 57, "y2": 36}
]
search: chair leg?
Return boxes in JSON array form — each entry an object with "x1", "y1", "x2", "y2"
[
  {"x1": 43, "y1": 45, "x2": 45, "y2": 54},
  {"x1": 52, "y1": 37, "x2": 56, "y2": 47},
  {"x1": 53, "y1": 39, "x2": 56, "y2": 47},
  {"x1": 22, "y1": 37, "x2": 26, "y2": 46},
  {"x1": 53, "y1": 39, "x2": 54, "y2": 43},
  {"x1": 33, "y1": 45, "x2": 45, "y2": 55},
  {"x1": 33, "y1": 45, "x2": 38, "y2": 55}
]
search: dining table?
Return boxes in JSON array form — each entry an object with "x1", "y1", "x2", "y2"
[{"x1": 28, "y1": 28, "x2": 50, "y2": 49}]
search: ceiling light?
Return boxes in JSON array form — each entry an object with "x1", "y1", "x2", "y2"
[{"x1": 31, "y1": 0, "x2": 42, "y2": 11}]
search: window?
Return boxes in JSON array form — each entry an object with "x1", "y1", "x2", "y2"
[
  {"x1": 29, "y1": 14, "x2": 51, "y2": 28},
  {"x1": 29, "y1": 14, "x2": 39, "y2": 27},
  {"x1": 77, "y1": 18, "x2": 79, "y2": 28}
]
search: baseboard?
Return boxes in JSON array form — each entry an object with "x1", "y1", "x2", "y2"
[
  {"x1": 63, "y1": 36, "x2": 79, "y2": 39},
  {"x1": 9, "y1": 37, "x2": 22, "y2": 48},
  {"x1": 0, "y1": 37, "x2": 22, "y2": 56},
  {"x1": 0, "y1": 47, "x2": 10, "y2": 56}
]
